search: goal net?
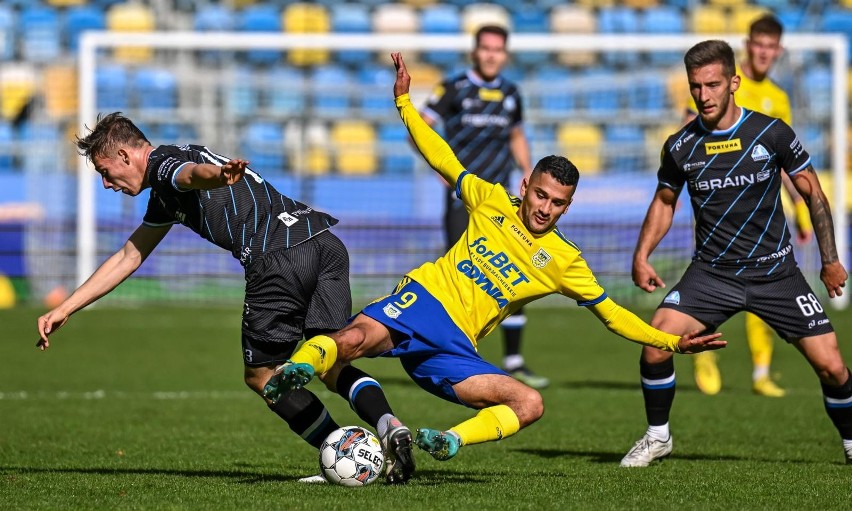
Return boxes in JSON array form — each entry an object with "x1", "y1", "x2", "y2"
[{"x1": 65, "y1": 32, "x2": 846, "y2": 308}]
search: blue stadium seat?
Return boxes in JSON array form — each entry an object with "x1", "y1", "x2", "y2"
[
  {"x1": 268, "y1": 66, "x2": 307, "y2": 117},
  {"x1": 801, "y1": 124, "x2": 825, "y2": 169},
  {"x1": 0, "y1": 6, "x2": 14, "y2": 61},
  {"x1": 242, "y1": 121, "x2": 285, "y2": 172},
  {"x1": 597, "y1": 7, "x2": 640, "y2": 67},
  {"x1": 238, "y1": 6, "x2": 282, "y2": 66},
  {"x1": 310, "y1": 65, "x2": 352, "y2": 117},
  {"x1": 604, "y1": 125, "x2": 646, "y2": 172},
  {"x1": 21, "y1": 122, "x2": 60, "y2": 173},
  {"x1": 775, "y1": 9, "x2": 804, "y2": 32},
  {"x1": 579, "y1": 68, "x2": 620, "y2": 115},
  {"x1": 330, "y1": 4, "x2": 371, "y2": 65},
  {"x1": 357, "y1": 65, "x2": 395, "y2": 116},
  {"x1": 820, "y1": 9, "x2": 852, "y2": 62},
  {"x1": 628, "y1": 73, "x2": 668, "y2": 112},
  {"x1": 193, "y1": 5, "x2": 234, "y2": 64},
  {"x1": 65, "y1": 6, "x2": 106, "y2": 52},
  {"x1": 134, "y1": 68, "x2": 177, "y2": 110},
  {"x1": 512, "y1": 8, "x2": 549, "y2": 33},
  {"x1": 531, "y1": 68, "x2": 575, "y2": 119},
  {"x1": 224, "y1": 66, "x2": 259, "y2": 118},
  {"x1": 421, "y1": 5, "x2": 462, "y2": 68},
  {"x1": 640, "y1": 6, "x2": 684, "y2": 65},
  {"x1": 0, "y1": 121, "x2": 14, "y2": 172},
  {"x1": 802, "y1": 66, "x2": 832, "y2": 118},
  {"x1": 378, "y1": 123, "x2": 414, "y2": 174},
  {"x1": 96, "y1": 65, "x2": 128, "y2": 110},
  {"x1": 21, "y1": 6, "x2": 61, "y2": 63}
]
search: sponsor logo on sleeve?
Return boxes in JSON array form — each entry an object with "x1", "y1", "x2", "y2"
[{"x1": 383, "y1": 303, "x2": 402, "y2": 319}]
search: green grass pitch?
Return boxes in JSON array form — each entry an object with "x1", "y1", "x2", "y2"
[{"x1": 2, "y1": 305, "x2": 851, "y2": 510}]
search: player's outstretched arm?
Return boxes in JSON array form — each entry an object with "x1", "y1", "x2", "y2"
[
  {"x1": 391, "y1": 52, "x2": 466, "y2": 186},
  {"x1": 175, "y1": 159, "x2": 248, "y2": 190},
  {"x1": 36, "y1": 224, "x2": 170, "y2": 350},
  {"x1": 791, "y1": 165, "x2": 847, "y2": 297},
  {"x1": 633, "y1": 186, "x2": 678, "y2": 293},
  {"x1": 587, "y1": 297, "x2": 727, "y2": 353}
]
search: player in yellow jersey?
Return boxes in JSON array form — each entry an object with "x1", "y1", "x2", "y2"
[
  {"x1": 261, "y1": 53, "x2": 727, "y2": 466},
  {"x1": 685, "y1": 15, "x2": 811, "y2": 398}
]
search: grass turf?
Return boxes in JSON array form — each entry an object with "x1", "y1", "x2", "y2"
[{"x1": 2, "y1": 305, "x2": 851, "y2": 510}]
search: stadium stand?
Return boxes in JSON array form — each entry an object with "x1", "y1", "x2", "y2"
[
  {"x1": 106, "y1": 2, "x2": 156, "y2": 62},
  {"x1": 20, "y1": 5, "x2": 61, "y2": 63},
  {"x1": 284, "y1": 3, "x2": 331, "y2": 67},
  {"x1": 238, "y1": 5, "x2": 281, "y2": 66},
  {"x1": 65, "y1": 6, "x2": 106, "y2": 52},
  {"x1": 331, "y1": 120, "x2": 377, "y2": 175}
]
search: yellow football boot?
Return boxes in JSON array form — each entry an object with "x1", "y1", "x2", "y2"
[{"x1": 693, "y1": 351, "x2": 721, "y2": 395}]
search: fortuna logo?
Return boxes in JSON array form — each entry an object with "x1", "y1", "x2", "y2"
[
  {"x1": 751, "y1": 144, "x2": 770, "y2": 162},
  {"x1": 383, "y1": 303, "x2": 402, "y2": 319},
  {"x1": 531, "y1": 248, "x2": 551, "y2": 269},
  {"x1": 704, "y1": 139, "x2": 742, "y2": 155},
  {"x1": 491, "y1": 215, "x2": 505, "y2": 227},
  {"x1": 664, "y1": 291, "x2": 680, "y2": 305},
  {"x1": 277, "y1": 212, "x2": 298, "y2": 226}
]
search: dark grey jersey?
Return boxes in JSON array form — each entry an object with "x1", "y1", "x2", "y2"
[
  {"x1": 142, "y1": 144, "x2": 337, "y2": 267},
  {"x1": 658, "y1": 109, "x2": 811, "y2": 276}
]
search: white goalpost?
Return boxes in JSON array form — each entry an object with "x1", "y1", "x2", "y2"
[{"x1": 76, "y1": 32, "x2": 848, "y2": 307}]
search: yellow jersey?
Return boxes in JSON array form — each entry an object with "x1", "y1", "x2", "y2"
[{"x1": 688, "y1": 65, "x2": 792, "y2": 124}]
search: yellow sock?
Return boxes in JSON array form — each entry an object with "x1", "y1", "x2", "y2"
[
  {"x1": 290, "y1": 335, "x2": 338, "y2": 375},
  {"x1": 449, "y1": 405, "x2": 521, "y2": 446},
  {"x1": 745, "y1": 312, "x2": 773, "y2": 369}
]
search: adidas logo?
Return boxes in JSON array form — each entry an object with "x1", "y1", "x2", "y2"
[{"x1": 491, "y1": 215, "x2": 505, "y2": 227}]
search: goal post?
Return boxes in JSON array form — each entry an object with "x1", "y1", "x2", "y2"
[{"x1": 76, "y1": 32, "x2": 848, "y2": 307}]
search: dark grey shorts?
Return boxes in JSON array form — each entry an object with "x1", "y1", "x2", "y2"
[
  {"x1": 241, "y1": 230, "x2": 352, "y2": 367},
  {"x1": 657, "y1": 261, "x2": 834, "y2": 340}
]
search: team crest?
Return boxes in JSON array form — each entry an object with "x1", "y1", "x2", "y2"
[
  {"x1": 531, "y1": 248, "x2": 551, "y2": 269},
  {"x1": 383, "y1": 303, "x2": 402, "y2": 319},
  {"x1": 751, "y1": 144, "x2": 770, "y2": 162},
  {"x1": 664, "y1": 291, "x2": 681, "y2": 305}
]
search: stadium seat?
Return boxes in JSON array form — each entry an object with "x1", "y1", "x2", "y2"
[
  {"x1": 309, "y1": 65, "x2": 352, "y2": 117},
  {"x1": 753, "y1": 0, "x2": 795, "y2": 10},
  {"x1": 550, "y1": 6, "x2": 596, "y2": 67},
  {"x1": 530, "y1": 68, "x2": 575, "y2": 119},
  {"x1": 622, "y1": 0, "x2": 659, "y2": 7},
  {"x1": 284, "y1": 3, "x2": 331, "y2": 67},
  {"x1": 47, "y1": 0, "x2": 85, "y2": 5},
  {"x1": 95, "y1": 65, "x2": 128, "y2": 110},
  {"x1": 65, "y1": 6, "x2": 106, "y2": 52},
  {"x1": 357, "y1": 65, "x2": 395, "y2": 116},
  {"x1": 405, "y1": 62, "x2": 444, "y2": 97},
  {"x1": 400, "y1": 0, "x2": 438, "y2": 6},
  {"x1": 106, "y1": 3, "x2": 156, "y2": 62},
  {"x1": 330, "y1": 4, "x2": 371, "y2": 65},
  {"x1": 820, "y1": 9, "x2": 852, "y2": 62},
  {"x1": 579, "y1": 68, "x2": 620, "y2": 116},
  {"x1": 0, "y1": 121, "x2": 13, "y2": 172},
  {"x1": 731, "y1": 6, "x2": 769, "y2": 35},
  {"x1": 802, "y1": 66, "x2": 832, "y2": 118},
  {"x1": 706, "y1": 0, "x2": 747, "y2": 6},
  {"x1": 305, "y1": 121, "x2": 331, "y2": 175},
  {"x1": 574, "y1": 0, "x2": 615, "y2": 7},
  {"x1": 421, "y1": 5, "x2": 463, "y2": 68},
  {"x1": 690, "y1": 6, "x2": 729, "y2": 34},
  {"x1": 597, "y1": 7, "x2": 640, "y2": 67},
  {"x1": 134, "y1": 68, "x2": 177, "y2": 111},
  {"x1": 461, "y1": 4, "x2": 511, "y2": 34},
  {"x1": 238, "y1": 6, "x2": 281, "y2": 66},
  {"x1": 666, "y1": 67, "x2": 690, "y2": 115},
  {"x1": 373, "y1": 4, "x2": 419, "y2": 33},
  {"x1": 331, "y1": 120, "x2": 377, "y2": 175},
  {"x1": 242, "y1": 121, "x2": 285, "y2": 172},
  {"x1": 557, "y1": 123, "x2": 602, "y2": 174},
  {"x1": 21, "y1": 6, "x2": 61, "y2": 63},
  {"x1": 378, "y1": 123, "x2": 415, "y2": 174},
  {"x1": 775, "y1": 9, "x2": 804, "y2": 32},
  {"x1": 511, "y1": 7, "x2": 548, "y2": 33},
  {"x1": 21, "y1": 122, "x2": 61, "y2": 173},
  {"x1": 628, "y1": 73, "x2": 668, "y2": 113},
  {"x1": 801, "y1": 124, "x2": 825, "y2": 170},
  {"x1": 0, "y1": 64, "x2": 36, "y2": 122},
  {"x1": 604, "y1": 125, "x2": 647, "y2": 172},
  {"x1": 0, "y1": 6, "x2": 15, "y2": 61},
  {"x1": 640, "y1": 6, "x2": 684, "y2": 66},
  {"x1": 44, "y1": 65, "x2": 77, "y2": 119},
  {"x1": 268, "y1": 66, "x2": 307, "y2": 117},
  {"x1": 193, "y1": 5, "x2": 234, "y2": 64}
]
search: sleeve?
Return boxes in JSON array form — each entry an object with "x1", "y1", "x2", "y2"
[
  {"x1": 142, "y1": 191, "x2": 178, "y2": 227},
  {"x1": 587, "y1": 297, "x2": 681, "y2": 352},
  {"x1": 656, "y1": 142, "x2": 685, "y2": 191},
  {"x1": 147, "y1": 145, "x2": 193, "y2": 192},
  {"x1": 774, "y1": 122, "x2": 812, "y2": 176},
  {"x1": 511, "y1": 86, "x2": 523, "y2": 127},
  {"x1": 422, "y1": 79, "x2": 454, "y2": 122},
  {"x1": 559, "y1": 252, "x2": 607, "y2": 306}
]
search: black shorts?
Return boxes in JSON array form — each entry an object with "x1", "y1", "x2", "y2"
[
  {"x1": 658, "y1": 261, "x2": 834, "y2": 340},
  {"x1": 241, "y1": 230, "x2": 352, "y2": 367}
]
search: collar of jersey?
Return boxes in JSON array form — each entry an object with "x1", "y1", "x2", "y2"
[
  {"x1": 698, "y1": 106, "x2": 746, "y2": 136},
  {"x1": 466, "y1": 69, "x2": 502, "y2": 88}
]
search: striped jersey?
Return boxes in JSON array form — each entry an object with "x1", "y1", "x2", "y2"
[
  {"x1": 658, "y1": 109, "x2": 811, "y2": 276},
  {"x1": 142, "y1": 144, "x2": 337, "y2": 267},
  {"x1": 422, "y1": 70, "x2": 523, "y2": 187},
  {"x1": 407, "y1": 173, "x2": 606, "y2": 347}
]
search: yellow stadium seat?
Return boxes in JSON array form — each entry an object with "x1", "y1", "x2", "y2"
[
  {"x1": 406, "y1": 62, "x2": 443, "y2": 102},
  {"x1": 462, "y1": 4, "x2": 511, "y2": 35},
  {"x1": 284, "y1": 3, "x2": 330, "y2": 67},
  {"x1": 305, "y1": 121, "x2": 330, "y2": 175},
  {"x1": 557, "y1": 123, "x2": 602, "y2": 175},
  {"x1": 44, "y1": 65, "x2": 77, "y2": 119},
  {"x1": 331, "y1": 121, "x2": 377, "y2": 175},
  {"x1": 47, "y1": 0, "x2": 85, "y2": 6},
  {"x1": 0, "y1": 64, "x2": 36, "y2": 122},
  {"x1": 666, "y1": 67, "x2": 690, "y2": 115},
  {"x1": 399, "y1": 0, "x2": 436, "y2": 7},
  {"x1": 574, "y1": 0, "x2": 615, "y2": 7},
  {"x1": 690, "y1": 6, "x2": 729, "y2": 34},
  {"x1": 550, "y1": 6, "x2": 597, "y2": 67},
  {"x1": 232, "y1": 0, "x2": 257, "y2": 7},
  {"x1": 622, "y1": 0, "x2": 659, "y2": 8},
  {"x1": 373, "y1": 4, "x2": 419, "y2": 33},
  {"x1": 707, "y1": 0, "x2": 746, "y2": 6},
  {"x1": 731, "y1": 7, "x2": 769, "y2": 35},
  {"x1": 106, "y1": 3, "x2": 156, "y2": 62}
]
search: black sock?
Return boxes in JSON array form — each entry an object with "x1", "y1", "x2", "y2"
[
  {"x1": 502, "y1": 310, "x2": 526, "y2": 362},
  {"x1": 821, "y1": 368, "x2": 852, "y2": 439},
  {"x1": 268, "y1": 388, "x2": 339, "y2": 449},
  {"x1": 336, "y1": 364, "x2": 394, "y2": 428},
  {"x1": 640, "y1": 358, "x2": 676, "y2": 426}
]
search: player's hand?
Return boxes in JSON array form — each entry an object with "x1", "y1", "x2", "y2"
[
  {"x1": 391, "y1": 52, "x2": 411, "y2": 98},
  {"x1": 220, "y1": 159, "x2": 248, "y2": 186},
  {"x1": 821, "y1": 261, "x2": 847, "y2": 298},
  {"x1": 36, "y1": 309, "x2": 70, "y2": 351},
  {"x1": 677, "y1": 330, "x2": 727, "y2": 354},
  {"x1": 632, "y1": 259, "x2": 665, "y2": 293}
]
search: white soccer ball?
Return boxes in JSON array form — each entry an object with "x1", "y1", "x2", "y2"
[{"x1": 319, "y1": 426, "x2": 385, "y2": 487}]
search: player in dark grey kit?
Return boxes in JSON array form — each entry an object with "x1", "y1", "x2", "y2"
[
  {"x1": 420, "y1": 25, "x2": 546, "y2": 388},
  {"x1": 620, "y1": 40, "x2": 852, "y2": 467},
  {"x1": 35, "y1": 113, "x2": 415, "y2": 484}
]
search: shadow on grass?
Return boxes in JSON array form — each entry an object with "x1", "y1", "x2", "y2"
[
  {"x1": 513, "y1": 448, "x2": 832, "y2": 465},
  {"x1": 554, "y1": 380, "x2": 707, "y2": 393}
]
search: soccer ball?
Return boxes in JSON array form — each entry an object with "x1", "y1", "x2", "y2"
[{"x1": 319, "y1": 426, "x2": 385, "y2": 487}]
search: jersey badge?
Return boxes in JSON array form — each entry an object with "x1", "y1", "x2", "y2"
[
  {"x1": 664, "y1": 290, "x2": 681, "y2": 305},
  {"x1": 383, "y1": 303, "x2": 402, "y2": 319},
  {"x1": 277, "y1": 212, "x2": 298, "y2": 226},
  {"x1": 531, "y1": 248, "x2": 551, "y2": 269},
  {"x1": 490, "y1": 215, "x2": 505, "y2": 227},
  {"x1": 705, "y1": 139, "x2": 742, "y2": 155},
  {"x1": 478, "y1": 89, "x2": 504, "y2": 102},
  {"x1": 751, "y1": 144, "x2": 770, "y2": 162}
]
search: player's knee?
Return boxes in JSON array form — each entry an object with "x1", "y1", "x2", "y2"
[
  {"x1": 243, "y1": 373, "x2": 266, "y2": 395},
  {"x1": 814, "y1": 358, "x2": 848, "y2": 385},
  {"x1": 516, "y1": 387, "x2": 544, "y2": 427},
  {"x1": 642, "y1": 345, "x2": 674, "y2": 364}
]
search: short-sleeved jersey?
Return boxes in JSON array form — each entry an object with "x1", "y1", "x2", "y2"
[
  {"x1": 658, "y1": 109, "x2": 811, "y2": 276},
  {"x1": 422, "y1": 70, "x2": 523, "y2": 187},
  {"x1": 143, "y1": 144, "x2": 338, "y2": 267},
  {"x1": 407, "y1": 171, "x2": 606, "y2": 347},
  {"x1": 687, "y1": 65, "x2": 792, "y2": 125}
]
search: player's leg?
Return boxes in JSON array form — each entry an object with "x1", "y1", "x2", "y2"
[
  {"x1": 745, "y1": 312, "x2": 785, "y2": 397},
  {"x1": 502, "y1": 307, "x2": 549, "y2": 389}
]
